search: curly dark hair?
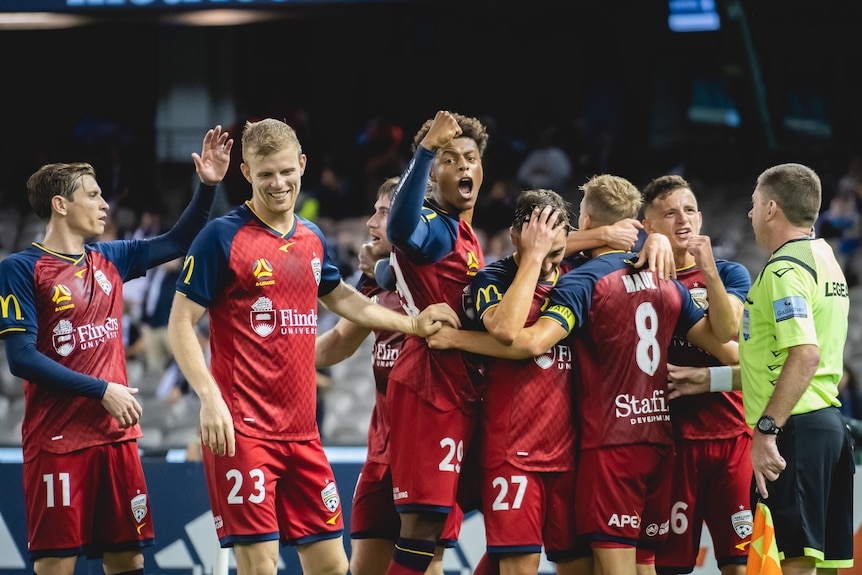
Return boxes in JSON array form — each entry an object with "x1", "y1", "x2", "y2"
[{"x1": 410, "y1": 112, "x2": 489, "y2": 157}]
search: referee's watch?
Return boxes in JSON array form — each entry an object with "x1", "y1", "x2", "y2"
[{"x1": 756, "y1": 415, "x2": 782, "y2": 435}]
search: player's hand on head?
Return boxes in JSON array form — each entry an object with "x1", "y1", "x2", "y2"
[
  {"x1": 605, "y1": 218, "x2": 642, "y2": 251},
  {"x1": 633, "y1": 232, "x2": 676, "y2": 280},
  {"x1": 520, "y1": 206, "x2": 562, "y2": 261},
  {"x1": 101, "y1": 382, "x2": 143, "y2": 429},
  {"x1": 421, "y1": 111, "x2": 463, "y2": 152},
  {"x1": 193, "y1": 124, "x2": 234, "y2": 186},
  {"x1": 199, "y1": 394, "x2": 236, "y2": 457}
]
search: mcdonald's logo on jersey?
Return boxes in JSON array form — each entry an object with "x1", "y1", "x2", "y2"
[
  {"x1": 475, "y1": 284, "x2": 503, "y2": 309},
  {"x1": 181, "y1": 256, "x2": 195, "y2": 285},
  {"x1": 0, "y1": 294, "x2": 23, "y2": 321}
]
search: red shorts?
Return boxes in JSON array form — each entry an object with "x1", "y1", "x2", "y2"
[
  {"x1": 655, "y1": 434, "x2": 753, "y2": 572},
  {"x1": 576, "y1": 444, "x2": 672, "y2": 548},
  {"x1": 350, "y1": 460, "x2": 462, "y2": 545},
  {"x1": 23, "y1": 441, "x2": 154, "y2": 560},
  {"x1": 387, "y1": 382, "x2": 477, "y2": 512},
  {"x1": 481, "y1": 460, "x2": 580, "y2": 561},
  {"x1": 203, "y1": 433, "x2": 343, "y2": 546}
]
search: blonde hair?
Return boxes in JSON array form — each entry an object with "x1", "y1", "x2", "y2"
[
  {"x1": 580, "y1": 174, "x2": 642, "y2": 227},
  {"x1": 241, "y1": 118, "x2": 302, "y2": 164}
]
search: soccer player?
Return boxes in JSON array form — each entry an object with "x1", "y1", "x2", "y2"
[
  {"x1": 315, "y1": 176, "x2": 459, "y2": 575},
  {"x1": 383, "y1": 110, "x2": 490, "y2": 575},
  {"x1": 166, "y1": 118, "x2": 458, "y2": 575},
  {"x1": 0, "y1": 125, "x2": 232, "y2": 575},
  {"x1": 470, "y1": 189, "x2": 589, "y2": 575},
  {"x1": 641, "y1": 175, "x2": 752, "y2": 575},
  {"x1": 428, "y1": 174, "x2": 737, "y2": 575}
]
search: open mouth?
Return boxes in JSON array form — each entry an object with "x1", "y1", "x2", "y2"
[
  {"x1": 270, "y1": 190, "x2": 289, "y2": 200},
  {"x1": 458, "y1": 178, "x2": 473, "y2": 198}
]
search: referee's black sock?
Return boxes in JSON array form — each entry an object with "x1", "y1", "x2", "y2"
[{"x1": 388, "y1": 537, "x2": 437, "y2": 575}]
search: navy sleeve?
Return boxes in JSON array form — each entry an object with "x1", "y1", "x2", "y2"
[
  {"x1": 4, "y1": 331, "x2": 108, "y2": 398},
  {"x1": 716, "y1": 259, "x2": 752, "y2": 304},
  {"x1": 374, "y1": 258, "x2": 397, "y2": 291},
  {"x1": 146, "y1": 182, "x2": 218, "y2": 267},
  {"x1": 473, "y1": 258, "x2": 516, "y2": 322},
  {"x1": 387, "y1": 147, "x2": 435, "y2": 249}
]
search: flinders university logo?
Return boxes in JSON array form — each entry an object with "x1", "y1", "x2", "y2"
[
  {"x1": 250, "y1": 297, "x2": 276, "y2": 337},
  {"x1": 52, "y1": 320, "x2": 76, "y2": 357},
  {"x1": 534, "y1": 343, "x2": 572, "y2": 371}
]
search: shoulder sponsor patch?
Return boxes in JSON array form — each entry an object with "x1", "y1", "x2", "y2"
[{"x1": 772, "y1": 295, "x2": 807, "y2": 322}]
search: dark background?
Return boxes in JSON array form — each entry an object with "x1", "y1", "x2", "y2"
[{"x1": 1, "y1": 0, "x2": 861, "y2": 214}]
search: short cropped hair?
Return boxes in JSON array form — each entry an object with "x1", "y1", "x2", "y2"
[
  {"x1": 756, "y1": 163, "x2": 821, "y2": 227},
  {"x1": 580, "y1": 174, "x2": 642, "y2": 227},
  {"x1": 642, "y1": 174, "x2": 693, "y2": 208},
  {"x1": 242, "y1": 118, "x2": 302, "y2": 164}
]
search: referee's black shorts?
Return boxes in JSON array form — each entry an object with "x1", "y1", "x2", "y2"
[{"x1": 753, "y1": 406, "x2": 855, "y2": 567}]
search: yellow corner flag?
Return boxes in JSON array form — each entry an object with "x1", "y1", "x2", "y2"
[{"x1": 746, "y1": 501, "x2": 782, "y2": 575}]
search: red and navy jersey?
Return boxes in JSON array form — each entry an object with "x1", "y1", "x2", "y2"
[
  {"x1": 176, "y1": 202, "x2": 341, "y2": 442},
  {"x1": 542, "y1": 251, "x2": 705, "y2": 449},
  {"x1": 389, "y1": 203, "x2": 485, "y2": 413},
  {"x1": 357, "y1": 273, "x2": 404, "y2": 464},
  {"x1": 474, "y1": 255, "x2": 575, "y2": 472},
  {"x1": 0, "y1": 241, "x2": 148, "y2": 461},
  {"x1": 358, "y1": 274, "x2": 404, "y2": 395},
  {"x1": 668, "y1": 260, "x2": 751, "y2": 440}
]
